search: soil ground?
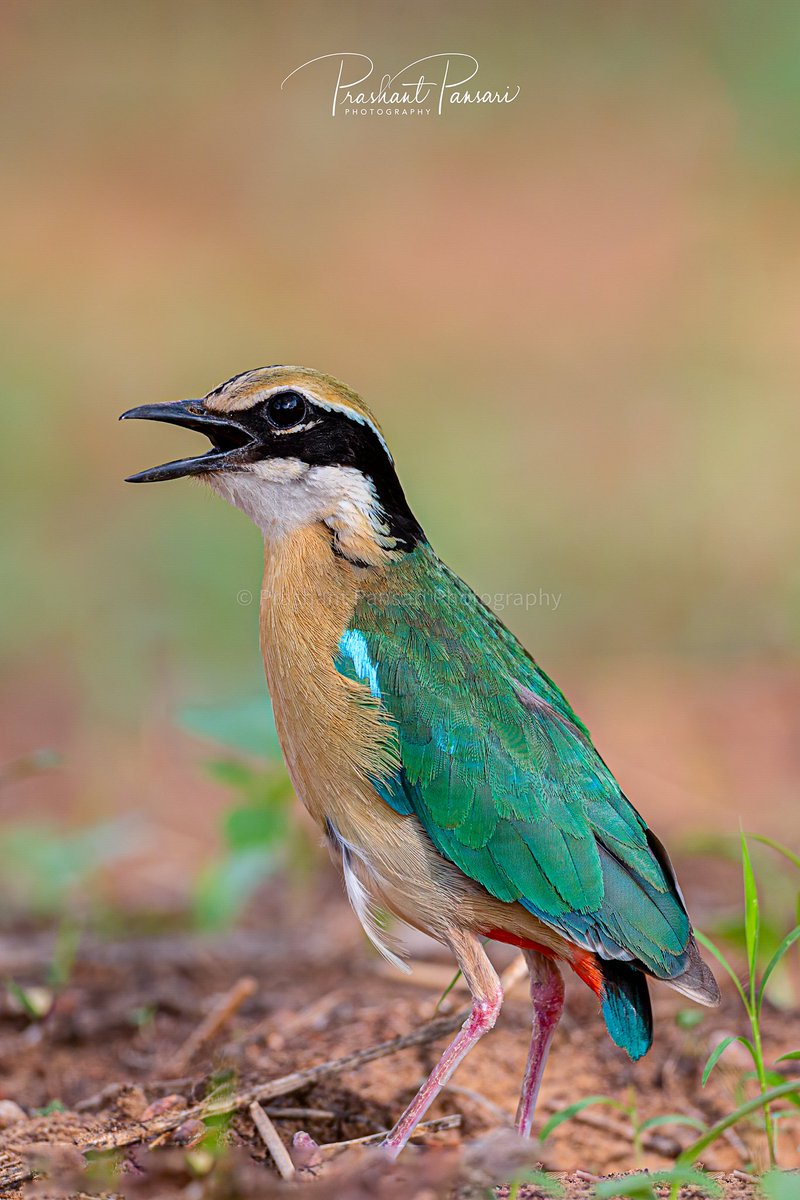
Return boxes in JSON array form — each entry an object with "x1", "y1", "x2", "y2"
[{"x1": 0, "y1": 878, "x2": 796, "y2": 1198}]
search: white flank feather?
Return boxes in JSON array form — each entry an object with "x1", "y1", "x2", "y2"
[{"x1": 329, "y1": 825, "x2": 410, "y2": 973}]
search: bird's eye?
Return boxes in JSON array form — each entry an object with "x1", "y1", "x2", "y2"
[{"x1": 265, "y1": 391, "x2": 307, "y2": 430}]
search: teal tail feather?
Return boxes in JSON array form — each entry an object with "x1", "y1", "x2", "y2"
[{"x1": 599, "y1": 961, "x2": 653, "y2": 1061}]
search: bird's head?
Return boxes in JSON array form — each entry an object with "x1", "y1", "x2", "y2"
[{"x1": 121, "y1": 366, "x2": 423, "y2": 565}]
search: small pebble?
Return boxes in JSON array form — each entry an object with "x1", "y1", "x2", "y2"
[
  {"x1": 141, "y1": 1094, "x2": 186, "y2": 1121},
  {"x1": 291, "y1": 1130, "x2": 322, "y2": 1169},
  {"x1": 172, "y1": 1118, "x2": 206, "y2": 1148},
  {"x1": 0, "y1": 1100, "x2": 26, "y2": 1127}
]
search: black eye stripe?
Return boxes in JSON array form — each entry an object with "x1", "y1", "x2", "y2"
[{"x1": 226, "y1": 395, "x2": 425, "y2": 552}]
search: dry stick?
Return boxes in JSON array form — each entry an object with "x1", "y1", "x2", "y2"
[
  {"x1": 264, "y1": 1107, "x2": 338, "y2": 1121},
  {"x1": 444, "y1": 1084, "x2": 512, "y2": 1126},
  {"x1": 0, "y1": 958, "x2": 529, "y2": 1189},
  {"x1": 0, "y1": 1006, "x2": 470, "y2": 1191},
  {"x1": 378, "y1": 952, "x2": 529, "y2": 1000},
  {"x1": 319, "y1": 1114, "x2": 461, "y2": 1155},
  {"x1": 499, "y1": 953, "x2": 529, "y2": 996},
  {"x1": 250, "y1": 1102, "x2": 295, "y2": 1180},
  {"x1": 167, "y1": 976, "x2": 257, "y2": 1074}
]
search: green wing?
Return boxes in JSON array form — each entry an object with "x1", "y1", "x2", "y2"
[{"x1": 336, "y1": 545, "x2": 690, "y2": 982}]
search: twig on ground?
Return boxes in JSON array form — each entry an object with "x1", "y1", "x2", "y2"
[
  {"x1": 319, "y1": 1113, "x2": 461, "y2": 1155},
  {"x1": 264, "y1": 1107, "x2": 338, "y2": 1121},
  {"x1": 377, "y1": 951, "x2": 529, "y2": 1002},
  {"x1": 250, "y1": 1101, "x2": 295, "y2": 1180},
  {"x1": 376, "y1": 962, "x2": 470, "y2": 992},
  {"x1": 167, "y1": 976, "x2": 257, "y2": 1074},
  {"x1": 500, "y1": 953, "x2": 529, "y2": 996},
  {"x1": 74, "y1": 1082, "x2": 128, "y2": 1112},
  {"x1": 443, "y1": 1084, "x2": 512, "y2": 1126},
  {"x1": 0, "y1": 1005, "x2": 470, "y2": 1189}
]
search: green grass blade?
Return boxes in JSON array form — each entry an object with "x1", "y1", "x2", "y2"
[
  {"x1": 776, "y1": 1050, "x2": 800, "y2": 1063},
  {"x1": 434, "y1": 967, "x2": 462, "y2": 1013},
  {"x1": 637, "y1": 1113, "x2": 707, "y2": 1135},
  {"x1": 761, "y1": 1170, "x2": 800, "y2": 1200},
  {"x1": 701, "y1": 1035, "x2": 756, "y2": 1086},
  {"x1": 758, "y1": 924, "x2": 800, "y2": 1015},
  {"x1": 749, "y1": 835, "x2": 800, "y2": 871},
  {"x1": 538, "y1": 1095, "x2": 623, "y2": 1142},
  {"x1": 676, "y1": 1081, "x2": 800, "y2": 1167},
  {"x1": 694, "y1": 930, "x2": 748, "y2": 1007},
  {"x1": 508, "y1": 1169, "x2": 565, "y2": 1199},
  {"x1": 594, "y1": 1174, "x2": 656, "y2": 1199},
  {"x1": 6, "y1": 979, "x2": 43, "y2": 1021},
  {"x1": 740, "y1": 831, "x2": 760, "y2": 1001},
  {"x1": 595, "y1": 1168, "x2": 721, "y2": 1199}
]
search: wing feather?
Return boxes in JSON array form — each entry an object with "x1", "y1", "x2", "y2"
[{"x1": 335, "y1": 547, "x2": 692, "y2": 981}]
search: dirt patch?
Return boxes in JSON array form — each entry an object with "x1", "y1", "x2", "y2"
[{"x1": 0, "y1": 885, "x2": 796, "y2": 1198}]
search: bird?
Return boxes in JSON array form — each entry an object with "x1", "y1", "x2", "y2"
[{"x1": 121, "y1": 366, "x2": 719, "y2": 1157}]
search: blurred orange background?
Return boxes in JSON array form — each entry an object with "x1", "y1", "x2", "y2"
[{"x1": 0, "y1": 1, "x2": 797, "y2": 916}]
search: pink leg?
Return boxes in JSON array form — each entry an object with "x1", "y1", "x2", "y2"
[
  {"x1": 382, "y1": 931, "x2": 502, "y2": 1158},
  {"x1": 516, "y1": 950, "x2": 564, "y2": 1138}
]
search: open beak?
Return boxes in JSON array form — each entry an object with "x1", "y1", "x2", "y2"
[{"x1": 120, "y1": 400, "x2": 256, "y2": 483}]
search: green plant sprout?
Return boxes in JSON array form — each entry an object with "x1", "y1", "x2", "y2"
[
  {"x1": 0, "y1": 817, "x2": 142, "y2": 919},
  {"x1": 509, "y1": 1167, "x2": 565, "y2": 1199},
  {"x1": 760, "y1": 1168, "x2": 800, "y2": 1200},
  {"x1": 538, "y1": 1092, "x2": 705, "y2": 1166},
  {"x1": 538, "y1": 832, "x2": 800, "y2": 1183},
  {"x1": 594, "y1": 1166, "x2": 722, "y2": 1200},
  {"x1": 181, "y1": 696, "x2": 302, "y2": 930},
  {"x1": 696, "y1": 832, "x2": 800, "y2": 1167}
]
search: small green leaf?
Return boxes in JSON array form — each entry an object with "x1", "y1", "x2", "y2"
[
  {"x1": 637, "y1": 1113, "x2": 707, "y2": 1135},
  {"x1": 702, "y1": 1034, "x2": 756, "y2": 1085},
  {"x1": 596, "y1": 1168, "x2": 722, "y2": 1199},
  {"x1": 749, "y1": 835, "x2": 800, "y2": 872},
  {"x1": 193, "y1": 848, "x2": 276, "y2": 930},
  {"x1": 675, "y1": 1008, "x2": 704, "y2": 1030},
  {"x1": 676, "y1": 1081, "x2": 800, "y2": 1167},
  {"x1": 694, "y1": 930, "x2": 748, "y2": 1007},
  {"x1": 181, "y1": 695, "x2": 282, "y2": 760},
  {"x1": 509, "y1": 1169, "x2": 564, "y2": 1199},
  {"x1": 776, "y1": 1050, "x2": 800, "y2": 1063},
  {"x1": 6, "y1": 979, "x2": 51, "y2": 1020},
  {"x1": 206, "y1": 759, "x2": 258, "y2": 789},
  {"x1": 538, "y1": 1095, "x2": 623, "y2": 1142},
  {"x1": 758, "y1": 924, "x2": 800, "y2": 1014},
  {"x1": 223, "y1": 803, "x2": 286, "y2": 852},
  {"x1": 32, "y1": 1099, "x2": 66, "y2": 1116},
  {"x1": 761, "y1": 1169, "x2": 800, "y2": 1200},
  {"x1": 594, "y1": 1175, "x2": 656, "y2": 1200},
  {"x1": 739, "y1": 1070, "x2": 799, "y2": 1107}
]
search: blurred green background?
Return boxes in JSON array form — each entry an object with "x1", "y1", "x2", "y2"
[{"x1": 0, "y1": 1, "x2": 797, "y2": 915}]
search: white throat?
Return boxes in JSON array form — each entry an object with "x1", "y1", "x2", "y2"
[{"x1": 207, "y1": 458, "x2": 397, "y2": 562}]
